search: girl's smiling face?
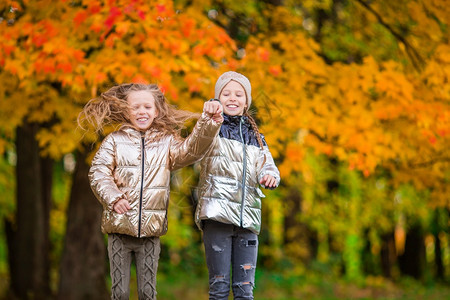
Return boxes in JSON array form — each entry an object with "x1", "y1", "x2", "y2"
[
  {"x1": 219, "y1": 80, "x2": 247, "y2": 116},
  {"x1": 127, "y1": 90, "x2": 158, "y2": 131}
]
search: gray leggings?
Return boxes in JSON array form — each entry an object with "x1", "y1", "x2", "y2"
[
  {"x1": 107, "y1": 234, "x2": 161, "y2": 300},
  {"x1": 203, "y1": 220, "x2": 258, "y2": 300}
]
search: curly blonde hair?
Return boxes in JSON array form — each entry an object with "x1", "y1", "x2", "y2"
[{"x1": 78, "y1": 83, "x2": 199, "y2": 138}]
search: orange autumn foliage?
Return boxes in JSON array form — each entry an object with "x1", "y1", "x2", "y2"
[
  {"x1": 0, "y1": 0, "x2": 237, "y2": 158},
  {"x1": 237, "y1": 4, "x2": 449, "y2": 209}
]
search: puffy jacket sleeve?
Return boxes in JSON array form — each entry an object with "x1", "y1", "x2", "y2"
[
  {"x1": 169, "y1": 112, "x2": 222, "y2": 171},
  {"x1": 257, "y1": 145, "x2": 281, "y2": 188},
  {"x1": 88, "y1": 133, "x2": 125, "y2": 210}
]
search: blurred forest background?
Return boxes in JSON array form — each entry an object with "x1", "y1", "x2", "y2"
[{"x1": 0, "y1": 0, "x2": 449, "y2": 299}]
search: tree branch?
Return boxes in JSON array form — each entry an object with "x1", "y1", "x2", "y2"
[
  {"x1": 355, "y1": 0, "x2": 425, "y2": 71},
  {"x1": 409, "y1": 157, "x2": 450, "y2": 168}
]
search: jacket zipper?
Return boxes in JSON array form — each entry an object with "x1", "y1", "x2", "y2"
[
  {"x1": 138, "y1": 135, "x2": 145, "y2": 237},
  {"x1": 239, "y1": 117, "x2": 247, "y2": 227}
]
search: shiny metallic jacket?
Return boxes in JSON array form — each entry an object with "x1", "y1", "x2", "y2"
[
  {"x1": 89, "y1": 113, "x2": 221, "y2": 238},
  {"x1": 195, "y1": 114, "x2": 280, "y2": 234}
]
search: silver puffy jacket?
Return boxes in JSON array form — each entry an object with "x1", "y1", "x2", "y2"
[
  {"x1": 89, "y1": 113, "x2": 221, "y2": 238},
  {"x1": 195, "y1": 114, "x2": 280, "y2": 234}
]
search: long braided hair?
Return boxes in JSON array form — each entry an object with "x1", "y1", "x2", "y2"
[
  {"x1": 243, "y1": 111, "x2": 265, "y2": 150},
  {"x1": 244, "y1": 110, "x2": 267, "y2": 168}
]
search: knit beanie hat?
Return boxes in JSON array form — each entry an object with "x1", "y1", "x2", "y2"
[{"x1": 214, "y1": 71, "x2": 252, "y2": 110}]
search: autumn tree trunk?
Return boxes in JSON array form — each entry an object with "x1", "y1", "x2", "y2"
[
  {"x1": 380, "y1": 232, "x2": 396, "y2": 278},
  {"x1": 40, "y1": 155, "x2": 53, "y2": 289},
  {"x1": 432, "y1": 208, "x2": 446, "y2": 280},
  {"x1": 283, "y1": 185, "x2": 315, "y2": 264},
  {"x1": 57, "y1": 150, "x2": 108, "y2": 300},
  {"x1": 398, "y1": 224, "x2": 426, "y2": 279},
  {"x1": 5, "y1": 122, "x2": 51, "y2": 299},
  {"x1": 434, "y1": 231, "x2": 444, "y2": 280}
]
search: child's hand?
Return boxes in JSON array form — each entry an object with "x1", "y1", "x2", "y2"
[
  {"x1": 203, "y1": 100, "x2": 223, "y2": 123},
  {"x1": 260, "y1": 175, "x2": 277, "y2": 189},
  {"x1": 113, "y1": 198, "x2": 131, "y2": 214}
]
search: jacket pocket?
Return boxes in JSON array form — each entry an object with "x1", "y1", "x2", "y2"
[{"x1": 209, "y1": 176, "x2": 241, "y2": 202}]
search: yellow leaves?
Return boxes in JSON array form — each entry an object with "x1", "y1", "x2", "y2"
[
  {"x1": 243, "y1": 20, "x2": 450, "y2": 181},
  {"x1": 375, "y1": 62, "x2": 414, "y2": 105},
  {"x1": 0, "y1": 139, "x2": 9, "y2": 156},
  {"x1": 88, "y1": 17, "x2": 104, "y2": 34},
  {"x1": 1, "y1": 0, "x2": 446, "y2": 195},
  {"x1": 37, "y1": 124, "x2": 78, "y2": 159},
  {"x1": 0, "y1": 87, "x2": 28, "y2": 135},
  {"x1": 3, "y1": 59, "x2": 25, "y2": 79},
  {"x1": 408, "y1": 1, "x2": 443, "y2": 46},
  {"x1": 183, "y1": 73, "x2": 203, "y2": 93},
  {"x1": 71, "y1": 75, "x2": 87, "y2": 94},
  {"x1": 423, "y1": 45, "x2": 450, "y2": 98},
  {"x1": 121, "y1": 65, "x2": 138, "y2": 79},
  {"x1": 115, "y1": 21, "x2": 131, "y2": 35},
  {"x1": 430, "y1": 184, "x2": 450, "y2": 208},
  {"x1": 426, "y1": 0, "x2": 450, "y2": 27},
  {"x1": 302, "y1": 0, "x2": 333, "y2": 10},
  {"x1": 170, "y1": 39, "x2": 190, "y2": 56}
]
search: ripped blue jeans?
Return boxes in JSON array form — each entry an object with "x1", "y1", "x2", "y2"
[{"x1": 203, "y1": 220, "x2": 258, "y2": 300}]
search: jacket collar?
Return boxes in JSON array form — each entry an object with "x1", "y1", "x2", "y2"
[
  {"x1": 223, "y1": 114, "x2": 248, "y2": 126},
  {"x1": 119, "y1": 124, "x2": 162, "y2": 140}
]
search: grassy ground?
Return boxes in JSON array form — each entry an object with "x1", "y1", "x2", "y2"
[
  {"x1": 153, "y1": 269, "x2": 450, "y2": 300},
  {"x1": 1, "y1": 267, "x2": 449, "y2": 299}
]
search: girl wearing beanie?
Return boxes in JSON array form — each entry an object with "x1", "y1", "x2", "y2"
[{"x1": 195, "y1": 71, "x2": 280, "y2": 299}]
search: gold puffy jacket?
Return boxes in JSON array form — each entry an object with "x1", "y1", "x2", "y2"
[
  {"x1": 195, "y1": 114, "x2": 280, "y2": 234},
  {"x1": 89, "y1": 113, "x2": 221, "y2": 238}
]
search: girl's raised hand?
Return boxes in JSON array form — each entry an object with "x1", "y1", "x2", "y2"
[
  {"x1": 203, "y1": 100, "x2": 223, "y2": 123},
  {"x1": 260, "y1": 174, "x2": 277, "y2": 189},
  {"x1": 113, "y1": 198, "x2": 131, "y2": 214}
]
